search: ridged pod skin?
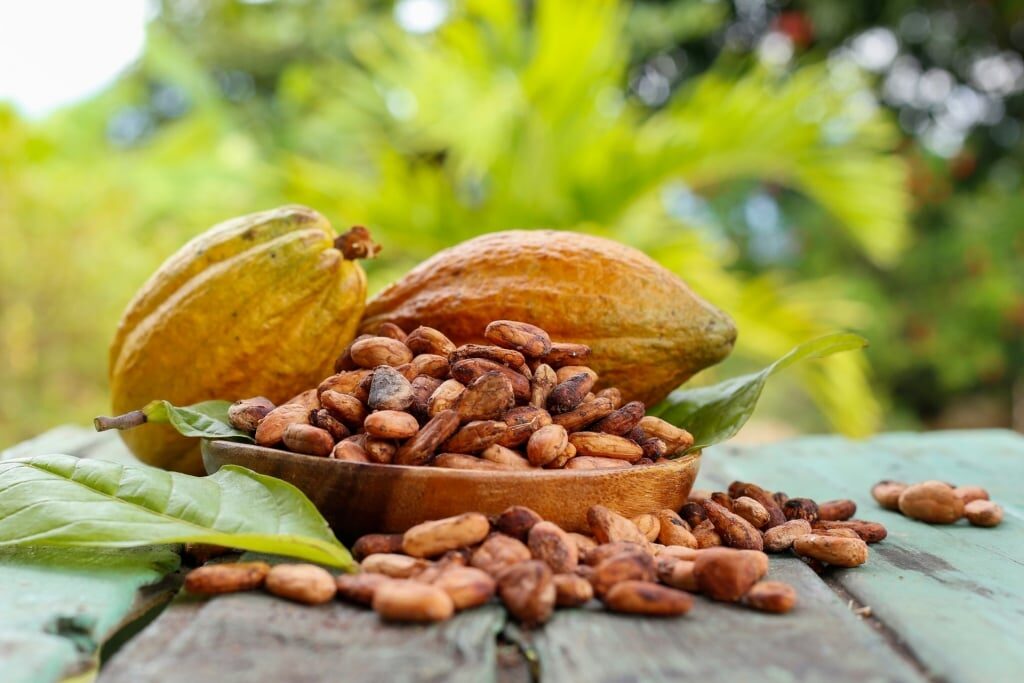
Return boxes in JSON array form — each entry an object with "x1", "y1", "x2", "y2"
[
  {"x1": 361, "y1": 231, "x2": 736, "y2": 406},
  {"x1": 110, "y1": 206, "x2": 368, "y2": 474}
]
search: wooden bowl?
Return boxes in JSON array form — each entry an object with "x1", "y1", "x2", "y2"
[{"x1": 202, "y1": 440, "x2": 701, "y2": 541}]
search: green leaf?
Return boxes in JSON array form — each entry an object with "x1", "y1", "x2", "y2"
[
  {"x1": 144, "y1": 399, "x2": 254, "y2": 443},
  {"x1": 652, "y1": 333, "x2": 868, "y2": 453},
  {"x1": 0, "y1": 454, "x2": 354, "y2": 570}
]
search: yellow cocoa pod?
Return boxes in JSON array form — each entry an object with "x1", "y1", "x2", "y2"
[
  {"x1": 360, "y1": 231, "x2": 735, "y2": 406},
  {"x1": 110, "y1": 206, "x2": 373, "y2": 473}
]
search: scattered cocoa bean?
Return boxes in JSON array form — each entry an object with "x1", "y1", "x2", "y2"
[
  {"x1": 373, "y1": 580, "x2": 455, "y2": 622},
  {"x1": 772, "y1": 491, "x2": 790, "y2": 507},
  {"x1": 567, "y1": 532, "x2": 598, "y2": 555},
  {"x1": 656, "y1": 545, "x2": 699, "y2": 561},
  {"x1": 591, "y1": 550, "x2": 657, "y2": 596},
  {"x1": 964, "y1": 500, "x2": 1003, "y2": 527},
  {"x1": 265, "y1": 564, "x2": 337, "y2": 605},
  {"x1": 432, "y1": 566, "x2": 496, "y2": 610},
  {"x1": 528, "y1": 521, "x2": 579, "y2": 573},
  {"x1": 360, "y1": 553, "x2": 430, "y2": 579},
  {"x1": 584, "y1": 541, "x2": 649, "y2": 567},
  {"x1": 631, "y1": 513, "x2": 662, "y2": 542},
  {"x1": 282, "y1": 423, "x2": 334, "y2": 457},
  {"x1": 335, "y1": 573, "x2": 390, "y2": 606},
  {"x1": 743, "y1": 581, "x2": 797, "y2": 614},
  {"x1": 587, "y1": 505, "x2": 650, "y2": 546},
  {"x1": 658, "y1": 558, "x2": 698, "y2": 592},
  {"x1": 679, "y1": 502, "x2": 707, "y2": 528},
  {"x1": 871, "y1": 480, "x2": 907, "y2": 510},
  {"x1": 471, "y1": 533, "x2": 533, "y2": 575},
  {"x1": 733, "y1": 496, "x2": 770, "y2": 529},
  {"x1": 656, "y1": 509, "x2": 698, "y2": 549},
  {"x1": 333, "y1": 335, "x2": 372, "y2": 372},
  {"x1": 552, "y1": 573, "x2": 594, "y2": 606},
  {"x1": 693, "y1": 548, "x2": 768, "y2": 602},
  {"x1": 728, "y1": 482, "x2": 787, "y2": 529},
  {"x1": 783, "y1": 498, "x2": 820, "y2": 523},
  {"x1": 495, "y1": 506, "x2": 544, "y2": 541},
  {"x1": 529, "y1": 364, "x2": 558, "y2": 409},
  {"x1": 812, "y1": 520, "x2": 888, "y2": 544},
  {"x1": 898, "y1": 481, "x2": 965, "y2": 524},
  {"x1": 352, "y1": 533, "x2": 405, "y2": 560},
  {"x1": 403, "y1": 512, "x2": 491, "y2": 558},
  {"x1": 702, "y1": 500, "x2": 764, "y2": 551},
  {"x1": 185, "y1": 561, "x2": 270, "y2": 595},
  {"x1": 818, "y1": 499, "x2": 857, "y2": 521},
  {"x1": 498, "y1": 406, "x2": 550, "y2": 447},
  {"x1": 953, "y1": 485, "x2": 990, "y2": 505},
  {"x1": 710, "y1": 491, "x2": 734, "y2": 511},
  {"x1": 763, "y1": 519, "x2": 812, "y2": 553},
  {"x1": 793, "y1": 534, "x2": 869, "y2": 567},
  {"x1": 604, "y1": 581, "x2": 693, "y2": 616},
  {"x1": 820, "y1": 528, "x2": 861, "y2": 539},
  {"x1": 497, "y1": 560, "x2": 556, "y2": 626},
  {"x1": 406, "y1": 326, "x2": 457, "y2": 357},
  {"x1": 691, "y1": 519, "x2": 723, "y2": 548},
  {"x1": 228, "y1": 397, "x2": 275, "y2": 432}
]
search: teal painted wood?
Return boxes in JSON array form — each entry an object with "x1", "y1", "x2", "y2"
[
  {"x1": 699, "y1": 429, "x2": 1024, "y2": 683},
  {"x1": 523, "y1": 557, "x2": 926, "y2": 683},
  {"x1": 101, "y1": 595, "x2": 507, "y2": 683},
  {"x1": 0, "y1": 427, "x2": 179, "y2": 683}
]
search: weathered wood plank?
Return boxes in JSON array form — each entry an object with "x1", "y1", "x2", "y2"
[
  {"x1": 101, "y1": 594, "x2": 507, "y2": 683},
  {"x1": 699, "y1": 430, "x2": 1024, "y2": 683},
  {"x1": 523, "y1": 557, "x2": 926, "y2": 683}
]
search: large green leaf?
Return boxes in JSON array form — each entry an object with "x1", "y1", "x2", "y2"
[
  {"x1": 652, "y1": 333, "x2": 868, "y2": 452},
  {"x1": 0, "y1": 454, "x2": 353, "y2": 569}
]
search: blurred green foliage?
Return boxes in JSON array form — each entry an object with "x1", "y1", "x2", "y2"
[{"x1": 1, "y1": 0, "x2": 1020, "y2": 446}]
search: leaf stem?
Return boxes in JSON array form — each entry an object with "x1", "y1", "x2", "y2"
[{"x1": 94, "y1": 410, "x2": 147, "y2": 432}]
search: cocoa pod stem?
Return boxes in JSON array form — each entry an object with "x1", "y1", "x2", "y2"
[{"x1": 94, "y1": 410, "x2": 147, "y2": 432}]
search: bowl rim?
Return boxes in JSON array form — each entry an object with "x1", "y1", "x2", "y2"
[{"x1": 203, "y1": 438, "x2": 701, "y2": 481}]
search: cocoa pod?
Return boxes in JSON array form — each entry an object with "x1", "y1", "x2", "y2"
[
  {"x1": 499, "y1": 406, "x2": 550, "y2": 447},
  {"x1": 335, "y1": 573, "x2": 390, "y2": 606},
  {"x1": 409, "y1": 375, "x2": 442, "y2": 420},
  {"x1": 762, "y1": 519, "x2": 812, "y2": 553},
  {"x1": 658, "y1": 558, "x2": 698, "y2": 592},
  {"x1": 332, "y1": 441, "x2": 370, "y2": 462},
  {"x1": 364, "y1": 410, "x2": 420, "y2": 439},
  {"x1": 527, "y1": 424, "x2": 569, "y2": 467},
  {"x1": 320, "y1": 389, "x2": 368, "y2": 427},
  {"x1": 679, "y1": 502, "x2": 707, "y2": 528},
  {"x1": 656, "y1": 509, "x2": 698, "y2": 548},
  {"x1": 565, "y1": 456, "x2": 630, "y2": 470},
  {"x1": 587, "y1": 505, "x2": 650, "y2": 546},
  {"x1": 693, "y1": 548, "x2": 768, "y2": 602},
  {"x1": 485, "y1": 320, "x2": 553, "y2": 358},
  {"x1": 553, "y1": 573, "x2": 594, "y2": 607},
  {"x1": 443, "y1": 420, "x2": 508, "y2": 454},
  {"x1": 871, "y1": 480, "x2": 907, "y2": 510},
  {"x1": 898, "y1": 481, "x2": 965, "y2": 524},
  {"x1": 367, "y1": 365, "x2": 414, "y2": 411},
  {"x1": 457, "y1": 372, "x2": 515, "y2": 421},
  {"x1": 733, "y1": 496, "x2": 771, "y2": 529},
  {"x1": 793, "y1": 534, "x2": 869, "y2": 567},
  {"x1": 451, "y1": 344, "x2": 525, "y2": 369},
  {"x1": 964, "y1": 500, "x2": 1003, "y2": 527},
  {"x1": 631, "y1": 513, "x2": 661, "y2": 542},
  {"x1": 228, "y1": 397, "x2": 275, "y2": 432},
  {"x1": 592, "y1": 401, "x2": 645, "y2": 436},
  {"x1": 548, "y1": 373, "x2": 596, "y2": 414},
  {"x1": 783, "y1": 498, "x2": 820, "y2": 523},
  {"x1": 364, "y1": 437, "x2": 396, "y2": 464},
  {"x1": 495, "y1": 506, "x2": 543, "y2": 541},
  {"x1": 551, "y1": 397, "x2": 615, "y2": 433},
  {"x1": 591, "y1": 549, "x2": 656, "y2": 596},
  {"x1": 282, "y1": 423, "x2": 334, "y2": 457},
  {"x1": 432, "y1": 566, "x2": 496, "y2": 610},
  {"x1": 702, "y1": 500, "x2": 764, "y2": 551},
  {"x1": 395, "y1": 409, "x2": 461, "y2": 466},
  {"x1": 350, "y1": 336, "x2": 413, "y2": 368},
  {"x1": 373, "y1": 580, "x2": 455, "y2": 622},
  {"x1": 352, "y1": 533, "x2": 405, "y2": 560},
  {"x1": 451, "y1": 358, "x2": 530, "y2": 401},
  {"x1": 265, "y1": 564, "x2": 337, "y2": 605},
  {"x1": 254, "y1": 389, "x2": 318, "y2": 447},
  {"x1": 691, "y1": 519, "x2": 722, "y2": 548},
  {"x1": 743, "y1": 581, "x2": 798, "y2": 614},
  {"x1": 471, "y1": 533, "x2": 532, "y2": 575},
  {"x1": 185, "y1": 561, "x2": 270, "y2": 595},
  {"x1": 361, "y1": 553, "x2": 430, "y2": 578},
  {"x1": 569, "y1": 431, "x2": 643, "y2": 462},
  {"x1": 480, "y1": 444, "x2": 533, "y2": 469},
  {"x1": 604, "y1": 581, "x2": 693, "y2": 616},
  {"x1": 497, "y1": 560, "x2": 556, "y2": 626},
  {"x1": 595, "y1": 387, "x2": 622, "y2": 409},
  {"x1": 405, "y1": 326, "x2": 457, "y2": 357},
  {"x1": 528, "y1": 521, "x2": 579, "y2": 573},
  {"x1": 428, "y1": 379, "x2": 465, "y2": 417},
  {"x1": 638, "y1": 416, "x2": 694, "y2": 454},
  {"x1": 953, "y1": 485, "x2": 990, "y2": 505},
  {"x1": 818, "y1": 499, "x2": 857, "y2": 521},
  {"x1": 812, "y1": 520, "x2": 887, "y2": 544},
  {"x1": 542, "y1": 343, "x2": 592, "y2": 368},
  {"x1": 727, "y1": 482, "x2": 787, "y2": 529},
  {"x1": 403, "y1": 512, "x2": 491, "y2": 558}
]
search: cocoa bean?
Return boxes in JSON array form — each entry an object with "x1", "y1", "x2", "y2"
[
  {"x1": 364, "y1": 410, "x2": 419, "y2": 439},
  {"x1": 702, "y1": 500, "x2": 764, "y2": 551},
  {"x1": 320, "y1": 389, "x2": 368, "y2": 427},
  {"x1": 254, "y1": 390, "x2": 317, "y2": 447},
  {"x1": 656, "y1": 509, "x2": 698, "y2": 548},
  {"x1": 658, "y1": 558, "x2": 698, "y2": 592},
  {"x1": 376, "y1": 321, "x2": 407, "y2": 342},
  {"x1": 403, "y1": 512, "x2": 491, "y2": 558},
  {"x1": 409, "y1": 375, "x2": 442, "y2": 420},
  {"x1": 395, "y1": 409, "x2": 461, "y2": 466},
  {"x1": 818, "y1": 499, "x2": 857, "y2": 521},
  {"x1": 595, "y1": 387, "x2": 622, "y2": 409},
  {"x1": 638, "y1": 438, "x2": 667, "y2": 460},
  {"x1": 406, "y1": 326, "x2": 457, "y2": 357},
  {"x1": 638, "y1": 416, "x2": 694, "y2": 454},
  {"x1": 550, "y1": 397, "x2": 615, "y2": 432},
  {"x1": 318, "y1": 369, "x2": 372, "y2": 399},
  {"x1": 265, "y1": 564, "x2": 337, "y2": 605},
  {"x1": 583, "y1": 541, "x2": 649, "y2": 567},
  {"x1": 657, "y1": 545, "x2": 699, "y2": 561},
  {"x1": 480, "y1": 444, "x2": 533, "y2": 469},
  {"x1": 228, "y1": 397, "x2": 275, "y2": 432},
  {"x1": 555, "y1": 365, "x2": 597, "y2": 384},
  {"x1": 592, "y1": 401, "x2": 645, "y2": 436},
  {"x1": 733, "y1": 496, "x2": 771, "y2": 529},
  {"x1": 693, "y1": 548, "x2": 768, "y2": 602},
  {"x1": 552, "y1": 573, "x2": 594, "y2": 606},
  {"x1": 567, "y1": 532, "x2": 598, "y2": 555},
  {"x1": 565, "y1": 456, "x2": 630, "y2": 470},
  {"x1": 372, "y1": 580, "x2": 454, "y2": 622},
  {"x1": 591, "y1": 550, "x2": 657, "y2": 596},
  {"x1": 710, "y1": 492, "x2": 734, "y2": 511},
  {"x1": 527, "y1": 424, "x2": 569, "y2": 467},
  {"x1": 334, "y1": 334, "x2": 373, "y2": 372},
  {"x1": 679, "y1": 502, "x2": 707, "y2": 528},
  {"x1": 495, "y1": 506, "x2": 543, "y2": 541},
  {"x1": 743, "y1": 580, "x2": 797, "y2": 613},
  {"x1": 335, "y1": 573, "x2": 390, "y2": 606},
  {"x1": 364, "y1": 437, "x2": 397, "y2": 464},
  {"x1": 471, "y1": 533, "x2": 532, "y2": 575},
  {"x1": 762, "y1": 519, "x2": 812, "y2": 553},
  {"x1": 688, "y1": 489, "x2": 713, "y2": 502},
  {"x1": 820, "y1": 528, "x2": 861, "y2": 539},
  {"x1": 587, "y1": 505, "x2": 650, "y2": 546},
  {"x1": 451, "y1": 344, "x2": 526, "y2": 369},
  {"x1": 727, "y1": 482, "x2": 787, "y2": 529},
  {"x1": 485, "y1": 321, "x2": 553, "y2": 358},
  {"x1": 793, "y1": 534, "x2": 869, "y2": 567},
  {"x1": 350, "y1": 336, "x2": 414, "y2": 368},
  {"x1": 432, "y1": 566, "x2": 496, "y2": 610},
  {"x1": 497, "y1": 560, "x2": 556, "y2": 626},
  {"x1": 783, "y1": 498, "x2": 820, "y2": 523},
  {"x1": 545, "y1": 442, "x2": 576, "y2": 469},
  {"x1": 773, "y1": 491, "x2": 790, "y2": 507},
  {"x1": 282, "y1": 423, "x2": 334, "y2": 457},
  {"x1": 567, "y1": 431, "x2": 643, "y2": 463},
  {"x1": 367, "y1": 365, "x2": 414, "y2": 411},
  {"x1": 309, "y1": 408, "x2": 350, "y2": 442},
  {"x1": 457, "y1": 372, "x2": 515, "y2": 421},
  {"x1": 499, "y1": 406, "x2": 551, "y2": 447},
  {"x1": 871, "y1": 480, "x2": 907, "y2": 510},
  {"x1": 548, "y1": 373, "x2": 596, "y2": 414},
  {"x1": 812, "y1": 520, "x2": 887, "y2": 543},
  {"x1": 541, "y1": 342, "x2": 592, "y2": 367},
  {"x1": 691, "y1": 519, "x2": 722, "y2": 548},
  {"x1": 604, "y1": 581, "x2": 693, "y2": 616},
  {"x1": 331, "y1": 441, "x2": 370, "y2": 462},
  {"x1": 451, "y1": 358, "x2": 530, "y2": 401},
  {"x1": 630, "y1": 513, "x2": 661, "y2": 542},
  {"x1": 361, "y1": 553, "x2": 430, "y2": 578},
  {"x1": 529, "y1": 364, "x2": 558, "y2": 409},
  {"x1": 443, "y1": 420, "x2": 508, "y2": 454},
  {"x1": 953, "y1": 485, "x2": 990, "y2": 505},
  {"x1": 964, "y1": 500, "x2": 1003, "y2": 527},
  {"x1": 428, "y1": 379, "x2": 466, "y2": 417},
  {"x1": 185, "y1": 562, "x2": 270, "y2": 595},
  {"x1": 528, "y1": 521, "x2": 579, "y2": 573},
  {"x1": 898, "y1": 480, "x2": 964, "y2": 524},
  {"x1": 352, "y1": 533, "x2": 405, "y2": 560}
]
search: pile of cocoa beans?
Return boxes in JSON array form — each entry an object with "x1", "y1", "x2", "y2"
[
  {"x1": 228, "y1": 320, "x2": 694, "y2": 469},
  {"x1": 872, "y1": 480, "x2": 1003, "y2": 527},
  {"x1": 184, "y1": 481, "x2": 889, "y2": 624}
]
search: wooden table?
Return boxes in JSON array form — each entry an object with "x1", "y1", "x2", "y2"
[{"x1": 2, "y1": 427, "x2": 1022, "y2": 683}]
